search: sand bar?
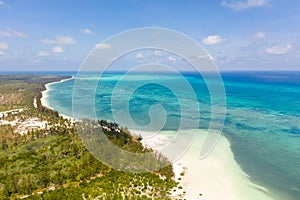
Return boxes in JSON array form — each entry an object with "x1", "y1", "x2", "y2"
[{"x1": 131, "y1": 129, "x2": 274, "y2": 200}]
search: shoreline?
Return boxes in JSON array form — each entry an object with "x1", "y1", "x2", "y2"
[
  {"x1": 130, "y1": 129, "x2": 275, "y2": 200},
  {"x1": 40, "y1": 77, "x2": 275, "y2": 200},
  {"x1": 41, "y1": 76, "x2": 75, "y2": 121}
]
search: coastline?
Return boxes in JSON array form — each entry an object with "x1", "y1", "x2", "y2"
[
  {"x1": 40, "y1": 78, "x2": 187, "y2": 198},
  {"x1": 41, "y1": 76, "x2": 75, "y2": 121},
  {"x1": 40, "y1": 77, "x2": 275, "y2": 200},
  {"x1": 130, "y1": 129, "x2": 275, "y2": 200}
]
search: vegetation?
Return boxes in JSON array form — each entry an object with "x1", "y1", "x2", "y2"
[
  {"x1": 0, "y1": 74, "x2": 71, "y2": 112},
  {"x1": 0, "y1": 75, "x2": 177, "y2": 199}
]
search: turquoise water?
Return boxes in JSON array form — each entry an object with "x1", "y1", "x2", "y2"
[{"x1": 46, "y1": 71, "x2": 300, "y2": 200}]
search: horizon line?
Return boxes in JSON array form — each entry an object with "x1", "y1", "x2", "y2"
[{"x1": 1, "y1": 70, "x2": 300, "y2": 73}]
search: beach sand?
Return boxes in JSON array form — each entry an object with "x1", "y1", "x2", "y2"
[
  {"x1": 131, "y1": 129, "x2": 274, "y2": 200},
  {"x1": 41, "y1": 77, "x2": 75, "y2": 122},
  {"x1": 41, "y1": 76, "x2": 74, "y2": 110}
]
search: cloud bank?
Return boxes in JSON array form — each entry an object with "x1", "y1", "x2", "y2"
[
  {"x1": 266, "y1": 44, "x2": 291, "y2": 55},
  {"x1": 202, "y1": 35, "x2": 226, "y2": 45},
  {"x1": 41, "y1": 36, "x2": 76, "y2": 45},
  {"x1": 222, "y1": 0, "x2": 271, "y2": 10}
]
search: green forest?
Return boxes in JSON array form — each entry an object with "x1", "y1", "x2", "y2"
[{"x1": 0, "y1": 75, "x2": 180, "y2": 199}]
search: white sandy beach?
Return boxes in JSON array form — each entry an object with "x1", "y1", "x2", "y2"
[
  {"x1": 41, "y1": 76, "x2": 75, "y2": 121},
  {"x1": 131, "y1": 129, "x2": 274, "y2": 200},
  {"x1": 40, "y1": 76, "x2": 74, "y2": 110}
]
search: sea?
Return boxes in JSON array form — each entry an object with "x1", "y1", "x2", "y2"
[{"x1": 40, "y1": 71, "x2": 299, "y2": 200}]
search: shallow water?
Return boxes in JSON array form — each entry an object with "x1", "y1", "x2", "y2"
[{"x1": 45, "y1": 71, "x2": 300, "y2": 200}]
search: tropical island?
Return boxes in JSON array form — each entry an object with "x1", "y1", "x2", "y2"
[{"x1": 0, "y1": 74, "x2": 183, "y2": 199}]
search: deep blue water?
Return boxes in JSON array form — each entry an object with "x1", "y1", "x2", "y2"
[{"x1": 44, "y1": 71, "x2": 300, "y2": 200}]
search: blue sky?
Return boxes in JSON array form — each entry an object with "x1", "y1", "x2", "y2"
[{"x1": 0, "y1": 0, "x2": 299, "y2": 71}]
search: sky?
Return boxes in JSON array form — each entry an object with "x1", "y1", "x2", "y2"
[{"x1": 0, "y1": 0, "x2": 300, "y2": 71}]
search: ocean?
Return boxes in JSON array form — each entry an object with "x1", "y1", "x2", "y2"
[{"x1": 44, "y1": 71, "x2": 300, "y2": 200}]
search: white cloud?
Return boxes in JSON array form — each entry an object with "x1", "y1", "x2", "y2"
[
  {"x1": 95, "y1": 43, "x2": 111, "y2": 49},
  {"x1": 0, "y1": 51, "x2": 3, "y2": 56},
  {"x1": 135, "y1": 53, "x2": 144, "y2": 59},
  {"x1": 0, "y1": 27, "x2": 27, "y2": 38},
  {"x1": 0, "y1": 29, "x2": 12, "y2": 37},
  {"x1": 52, "y1": 46, "x2": 64, "y2": 53},
  {"x1": 208, "y1": 54, "x2": 214, "y2": 60},
  {"x1": 168, "y1": 56, "x2": 177, "y2": 63},
  {"x1": 14, "y1": 32, "x2": 27, "y2": 38},
  {"x1": 202, "y1": 35, "x2": 226, "y2": 45},
  {"x1": 198, "y1": 54, "x2": 214, "y2": 61},
  {"x1": 0, "y1": 41, "x2": 8, "y2": 49},
  {"x1": 81, "y1": 28, "x2": 94, "y2": 35},
  {"x1": 41, "y1": 36, "x2": 76, "y2": 45},
  {"x1": 222, "y1": 0, "x2": 271, "y2": 10},
  {"x1": 154, "y1": 50, "x2": 165, "y2": 56},
  {"x1": 38, "y1": 51, "x2": 50, "y2": 57},
  {"x1": 266, "y1": 44, "x2": 292, "y2": 55},
  {"x1": 253, "y1": 32, "x2": 266, "y2": 39}
]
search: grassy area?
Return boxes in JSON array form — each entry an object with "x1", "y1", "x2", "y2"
[{"x1": 0, "y1": 75, "x2": 177, "y2": 199}]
